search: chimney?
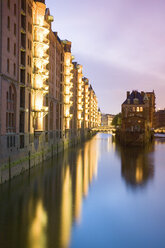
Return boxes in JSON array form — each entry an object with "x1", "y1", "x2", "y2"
[{"x1": 127, "y1": 91, "x2": 130, "y2": 98}]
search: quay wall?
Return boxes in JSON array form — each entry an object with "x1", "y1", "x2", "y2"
[
  {"x1": 115, "y1": 130, "x2": 154, "y2": 146},
  {"x1": 0, "y1": 130, "x2": 96, "y2": 184}
]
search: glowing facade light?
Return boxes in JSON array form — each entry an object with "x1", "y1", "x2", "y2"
[
  {"x1": 76, "y1": 64, "x2": 84, "y2": 129},
  {"x1": 62, "y1": 40, "x2": 73, "y2": 130},
  {"x1": 82, "y1": 78, "x2": 90, "y2": 129},
  {"x1": 32, "y1": 1, "x2": 51, "y2": 132}
]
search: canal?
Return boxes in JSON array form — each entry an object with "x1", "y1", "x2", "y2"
[{"x1": 0, "y1": 133, "x2": 165, "y2": 248}]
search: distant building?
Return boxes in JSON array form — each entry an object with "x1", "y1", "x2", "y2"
[
  {"x1": 88, "y1": 86, "x2": 98, "y2": 128},
  {"x1": 119, "y1": 90, "x2": 155, "y2": 145},
  {"x1": 97, "y1": 108, "x2": 102, "y2": 127},
  {"x1": 121, "y1": 90, "x2": 155, "y2": 132},
  {"x1": 101, "y1": 114, "x2": 114, "y2": 126},
  {"x1": 146, "y1": 92, "x2": 156, "y2": 128},
  {"x1": 155, "y1": 110, "x2": 165, "y2": 128}
]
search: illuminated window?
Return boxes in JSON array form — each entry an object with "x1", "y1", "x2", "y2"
[
  {"x1": 65, "y1": 96, "x2": 69, "y2": 103},
  {"x1": 137, "y1": 107, "x2": 140, "y2": 112}
]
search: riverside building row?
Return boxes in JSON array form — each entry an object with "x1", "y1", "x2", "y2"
[{"x1": 0, "y1": 0, "x2": 101, "y2": 165}]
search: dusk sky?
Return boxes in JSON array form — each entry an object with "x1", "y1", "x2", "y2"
[{"x1": 46, "y1": 0, "x2": 165, "y2": 114}]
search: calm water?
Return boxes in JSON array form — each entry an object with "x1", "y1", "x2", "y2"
[{"x1": 0, "y1": 133, "x2": 165, "y2": 248}]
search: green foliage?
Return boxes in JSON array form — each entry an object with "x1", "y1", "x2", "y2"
[{"x1": 112, "y1": 113, "x2": 122, "y2": 127}]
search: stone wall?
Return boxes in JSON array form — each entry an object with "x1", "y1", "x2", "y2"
[{"x1": 0, "y1": 130, "x2": 96, "y2": 184}]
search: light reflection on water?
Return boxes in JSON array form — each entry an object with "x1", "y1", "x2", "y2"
[
  {"x1": 116, "y1": 144, "x2": 155, "y2": 188},
  {"x1": 0, "y1": 136, "x2": 100, "y2": 248},
  {"x1": 28, "y1": 200, "x2": 48, "y2": 248},
  {"x1": 0, "y1": 134, "x2": 165, "y2": 248}
]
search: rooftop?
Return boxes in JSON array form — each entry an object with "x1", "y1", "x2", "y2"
[{"x1": 123, "y1": 90, "x2": 146, "y2": 105}]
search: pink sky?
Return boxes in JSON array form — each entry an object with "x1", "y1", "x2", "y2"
[{"x1": 46, "y1": 0, "x2": 165, "y2": 114}]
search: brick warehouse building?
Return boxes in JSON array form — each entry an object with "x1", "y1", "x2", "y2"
[{"x1": 0, "y1": 0, "x2": 100, "y2": 180}]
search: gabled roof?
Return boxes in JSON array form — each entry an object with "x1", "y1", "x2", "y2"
[{"x1": 123, "y1": 91, "x2": 144, "y2": 105}]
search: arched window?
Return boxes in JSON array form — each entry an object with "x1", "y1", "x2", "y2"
[{"x1": 6, "y1": 84, "x2": 16, "y2": 133}]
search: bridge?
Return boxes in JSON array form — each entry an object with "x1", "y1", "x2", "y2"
[
  {"x1": 92, "y1": 126, "x2": 116, "y2": 133},
  {"x1": 154, "y1": 127, "x2": 165, "y2": 133}
]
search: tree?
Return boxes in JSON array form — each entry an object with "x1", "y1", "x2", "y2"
[{"x1": 112, "y1": 113, "x2": 122, "y2": 127}]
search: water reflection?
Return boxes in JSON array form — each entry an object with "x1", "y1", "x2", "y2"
[
  {"x1": 60, "y1": 166, "x2": 72, "y2": 248},
  {"x1": 116, "y1": 144, "x2": 154, "y2": 188},
  {"x1": 28, "y1": 200, "x2": 47, "y2": 248},
  {"x1": 154, "y1": 138, "x2": 165, "y2": 145},
  {"x1": 0, "y1": 136, "x2": 100, "y2": 248}
]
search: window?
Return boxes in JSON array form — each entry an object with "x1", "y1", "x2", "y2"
[
  {"x1": 7, "y1": 38, "x2": 10, "y2": 52},
  {"x1": 21, "y1": 0, "x2": 26, "y2": 12},
  {"x1": 14, "y1": 23, "x2": 16, "y2": 35},
  {"x1": 21, "y1": 33, "x2": 26, "y2": 49},
  {"x1": 7, "y1": 59, "x2": 10, "y2": 73},
  {"x1": 21, "y1": 51, "x2": 25, "y2": 66},
  {"x1": 19, "y1": 112, "x2": 25, "y2": 133},
  {"x1": 21, "y1": 14, "x2": 26, "y2": 30},
  {"x1": 14, "y1": 4, "x2": 16, "y2": 15},
  {"x1": 20, "y1": 87, "x2": 25, "y2": 108},
  {"x1": 7, "y1": 0, "x2": 10, "y2": 9},
  {"x1": 6, "y1": 84, "x2": 16, "y2": 133},
  {"x1": 28, "y1": 93, "x2": 31, "y2": 132},
  {"x1": 7, "y1": 135, "x2": 16, "y2": 148},
  {"x1": 27, "y1": 72, "x2": 29, "y2": 83},
  {"x1": 20, "y1": 69, "x2": 25, "y2": 84},
  {"x1": 7, "y1": 16, "x2": 10, "y2": 30},
  {"x1": 13, "y1": 63, "x2": 16, "y2": 76}
]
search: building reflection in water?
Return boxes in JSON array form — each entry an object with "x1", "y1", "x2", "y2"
[
  {"x1": 116, "y1": 143, "x2": 154, "y2": 188},
  {"x1": 28, "y1": 200, "x2": 48, "y2": 248},
  {"x1": 0, "y1": 136, "x2": 100, "y2": 248},
  {"x1": 154, "y1": 138, "x2": 165, "y2": 145}
]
